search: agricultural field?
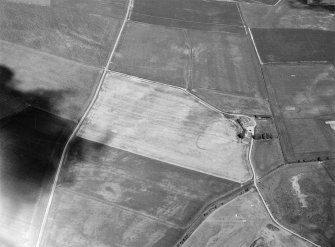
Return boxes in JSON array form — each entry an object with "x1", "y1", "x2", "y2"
[
  {"x1": 324, "y1": 159, "x2": 335, "y2": 180},
  {"x1": 187, "y1": 28, "x2": 270, "y2": 115},
  {"x1": 111, "y1": 21, "x2": 270, "y2": 115},
  {"x1": 40, "y1": 189, "x2": 183, "y2": 247},
  {"x1": 259, "y1": 162, "x2": 335, "y2": 247},
  {"x1": 0, "y1": 1, "x2": 123, "y2": 67},
  {"x1": 1, "y1": 0, "x2": 335, "y2": 246},
  {"x1": 250, "y1": 28, "x2": 335, "y2": 63},
  {"x1": 182, "y1": 191, "x2": 313, "y2": 247},
  {"x1": 110, "y1": 22, "x2": 189, "y2": 88},
  {"x1": 131, "y1": 0, "x2": 243, "y2": 30},
  {"x1": 263, "y1": 63, "x2": 335, "y2": 162},
  {"x1": 0, "y1": 41, "x2": 102, "y2": 121},
  {"x1": 39, "y1": 137, "x2": 240, "y2": 247},
  {"x1": 240, "y1": 0, "x2": 335, "y2": 31},
  {"x1": 77, "y1": 72, "x2": 252, "y2": 183},
  {"x1": 0, "y1": 107, "x2": 73, "y2": 247},
  {"x1": 239, "y1": 0, "x2": 279, "y2": 4}
]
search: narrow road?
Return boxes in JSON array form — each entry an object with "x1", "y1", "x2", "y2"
[
  {"x1": 35, "y1": 0, "x2": 134, "y2": 246},
  {"x1": 177, "y1": 91, "x2": 320, "y2": 247}
]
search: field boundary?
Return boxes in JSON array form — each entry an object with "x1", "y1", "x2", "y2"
[
  {"x1": 246, "y1": 26, "x2": 321, "y2": 247},
  {"x1": 34, "y1": 0, "x2": 134, "y2": 245}
]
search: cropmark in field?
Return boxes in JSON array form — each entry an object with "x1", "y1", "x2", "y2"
[
  {"x1": 263, "y1": 63, "x2": 335, "y2": 162},
  {"x1": 240, "y1": 0, "x2": 335, "y2": 31},
  {"x1": 0, "y1": 1, "x2": 123, "y2": 67},
  {"x1": 77, "y1": 72, "x2": 252, "y2": 183},
  {"x1": 111, "y1": 21, "x2": 270, "y2": 115},
  {"x1": 39, "y1": 137, "x2": 240, "y2": 247}
]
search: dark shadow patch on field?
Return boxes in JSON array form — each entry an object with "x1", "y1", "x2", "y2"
[
  {"x1": 0, "y1": 65, "x2": 74, "y2": 227},
  {"x1": 59, "y1": 137, "x2": 240, "y2": 228},
  {"x1": 48, "y1": 136, "x2": 243, "y2": 246}
]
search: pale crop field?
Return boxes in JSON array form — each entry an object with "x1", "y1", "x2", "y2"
[{"x1": 78, "y1": 72, "x2": 251, "y2": 183}]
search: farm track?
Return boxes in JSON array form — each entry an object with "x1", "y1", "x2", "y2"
[
  {"x1": 31, "y1": 0, "x2": 327, "y2": 245},
  {"x1": 173, "y1": 90, "x2": 320, "y2": 247},
  {"x1": 34, "y1": 0, "x2": 134, "y2": 246}
]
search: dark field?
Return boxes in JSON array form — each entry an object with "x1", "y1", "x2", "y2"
[
  {"x1": 0, "y1": 107, "x2": 74, "y2": 246},
  {"x1": 111, "y1": 21, "x2": 270, "y2": 115},
  {"x1": 0, "y1": 1, "x2": 123, "y2": 67},
  {"x1": 0, "y1": 41, "x2": 102, "y2": 121},
  {"x1": 240, "y1": 0, "x2": 335, "y2": 30},
  {"x1": 251, "y1": 28, "x2": 335, "y2": 63},
  {"x1": 110, "y1": 21, "x2": 188, "y2": 88},
  {"x1": 131, "y1": 0, "x2": 243, "y2": 30},
  {"x1": 282, "y1": 117, "x2": 335, "y2": 162},
  {"x1": 40, "y1": 137, "x2": 240, "y2": 246},
  {"x1": 263, "y1": 64, "x2": 335, "y2": 162},
  {"x1": 259, "y1": 162, "x2": 335, "y2": 247}
]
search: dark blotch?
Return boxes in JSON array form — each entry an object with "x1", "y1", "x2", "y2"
[{"x1": 0, "y1": 65, "x2": 75, "y2": 218}]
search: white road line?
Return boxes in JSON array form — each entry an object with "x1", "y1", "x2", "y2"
[
  {"x1": 110, "y1": 70, "x2": 319, "y2": 246},
  {"x1": 245, "y1": 23, "x2": 320, "y2": 246},
  {"x1": 274, "y1": 0, "x2": 283, "y2": 6},
  {"x1": 34, "y1": 0, "x2": 134, "y2": 246},
  {"x1": 247, "y1": 136, "x2": 321, "y2": 247},
  {"x1": 248, "y1": 27, "x2": 263, "y2": 65}
]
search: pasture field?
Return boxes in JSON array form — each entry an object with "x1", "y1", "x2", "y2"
[
  {"x1": 0, "y1": 1, "x2": 123, "y2": 67},
  {"x1": 39, "y1": 137, "x2": 240, "y2": 246},
  {"x1": 110, "y1": 22, "x2": 188, "y2": 88},
  {"x1": 183, "y1": 191, "x2": 313, "y2": 247},
  {"x1": 259, "y1": 162, "x2": 335, "y2": 247},
  {"x1": 240, "y1": 0, "x2": 335, "y2": 30},
  {"x1": 250, "y1": 28, "x2": 335, "y2": 63},
  {"x1": 78, "y1": 72, "x2": 252, "y2": 182},
  {"x1": 131, "y1": 0, "x2": 243, "y2": 30},
  {"x1": 0, "y1": 107, "x2": 73, "y2": 247},
  {"x1": 263, "y1": 63, "x2": 335, "y2": 162},
  {"x1": 0, "y1": 41, "x2": 102, "y2": 121}
]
